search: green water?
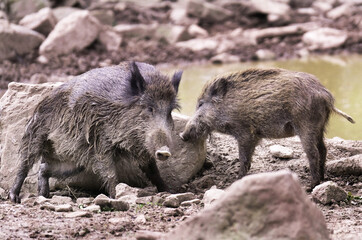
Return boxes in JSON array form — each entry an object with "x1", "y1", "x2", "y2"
[{"x1": 162, "y1": 55, "x2": 362, "y2": 140}]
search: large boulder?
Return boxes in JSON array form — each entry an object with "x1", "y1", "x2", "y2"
[
  {"x1": 0, "y1": 82, "x2": 206, "y2": 196},
  {"x1": 0, "y1": 82, "x2": 62, "y2": 194},
  {"x1": 165, "y1": 170, "x2": 330, "y2": 240},
  {"x1": 0, "y1": 20, "x2": 45, "y2": 61},
  {"x1": 39, "y1": 10, "x2": 101, "y2": 58},
  {"x1": 19, "y1": 7, "x2": 57, "y2": 36}
]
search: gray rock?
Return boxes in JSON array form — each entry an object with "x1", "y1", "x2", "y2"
[
  {"x1": 135, "y1": 196, "x2": 153, "y2": 205},
  {"x1": 163, "y1": 195, "x2": 180, "y2": 208},
  {"x1": 118, "y1": 195, "x2": 138, "y2": 205},
  {"x1": 19, "y1": 7, "x2": 57, "y2": 36},
  {"x1": 254, "y1": 49, "x2": 276, "y2": 61},
  {"x1": 76, "y1": 197, "x2": 94, "y2": 206},
  {"x1": 40, "y1": 203, "x2": 56, "y2": 211},
  {"x1": 202, "y1": 186, "x2": 225, "y2": 208},
  {"x1": 269, "y1": 144, "x2": 294, "y2": 159},
  {"x1": 110, "y1": 199, "x2": 130, "y2": 211},
  {"x1": 187, "y1": 0, "x2": 233, "y2": 23},
  {"x1": 312, "y1": 181, "x2": 348, "y2": 205},
  {"x1": 83, "y1": 205, "x2": 101, "y2": 213},
  {"x1": 109, "y1": 217, "x2": 127, "y2": 225},
  {"x1": 170, "y1": 8, "x2": 195, "y2": 25},
  {"x1": 135, "y1": 214, "x2": 147, "y2": 224},
  {"x1": 327, "y1": 3, "x2": 353, "y2": 19},
  {"x1": 302, "y1": 28, "x2": 348, "y2": 50},
  {"x1": 54, "y1": 204, "x2": 73, "y2": 212},
  {"x1": 29, "y1": 73, "x2": 48, "y2": 84},
  {"x1": 0, "y1": 187, "x2": 7, "y2": 200},
  {"x1": 8, "y1": 0, "x2": 51, "y2": 21},
  {"x1": 135, "y1": 231, "x2": 165, "y2": 240},
  {"x1": 0, "y1": 20, "x2": 45, "y2": 61},
  {"x1": 0, "y1": 82, "x2": 62, "y2": 193},
  {"x1": 65, "y1": 211, "x2": 92, "y2": 218},
  {"x1": 187, "y1": 24, "x2": 208, "y2": 38},
  {"x1": 93, "y1": 194, "x2": 111, "y2": 207},
  {"x1": 52, "y1": 6, "x2": 80, "y2": 22},
  {"x1": 90, "y1": 9, "x2": 114, "y2": 26},
  {"x1": 98, "y1": 27, "x2": 122, "y2": 51},
  {"x1": 35, "y1": 196, "x2": 50, "y2": 205},
  {"x1": 164, "y1": 208, "x2": 183, "y2": 217},
  {"x1": 166, "y1": 170, "x2": 329, "y2": 240},
  {"x1": 114, "y1": 23, "x2": 158, "y2": 40},
  {"x1": 180, "y1": 199, "x2": 201, "y2": 207},
  {"x1": 0, "y1": 10, "x2": 8, "y2": 20},
  {"x1": 155, "y1": 24, "x2": 188, "y2": 44},
  {"x1": 51, "y1": 195, "x2": 73, "y2": 205},
  {"x1": 252, "y1": 0, "x2": 290, "y2": 15},
  {"x1": 312, "y1": 1, "x2": 333, "y2": 13},
  {"x1": 39, "y1": 10, "x2": 101, "y2": 58},
  {"x1": 115, "y1": 183, "x2": 140, "y2": 199},
  {"x1": 326, "y1": 154, "x2": 362, "y2": 176},
  {"x1": 170, "y1": 192, "x2": 197, "y2": 203},
  {"x1": 176, "y1": 38, "x2": 218, "y2": 52}
]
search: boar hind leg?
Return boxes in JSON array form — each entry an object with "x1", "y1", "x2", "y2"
[
  {"x1": 317, "y1": 131, "x2": 327, "y2": 181},
  {"x1": 141, "y1": 160, "x2": 168, "y2": 192},
  {"x1": 299, "y1": 130, "x2": 323, "y2": 190},
  {"x1": 38, "y1": 162, "x2": 50, "y2": 198},
  {"x1": 237, "y1": 137, "x2": 259, "y2": 178},
  {"x1": 9, "y1": 157, "x2": 34, "y2": 203}
]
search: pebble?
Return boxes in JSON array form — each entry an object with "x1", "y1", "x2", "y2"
[
  {"x1": 269, "y1": 145, "x2": 294, "y2": 159},
  {"x1": 65, "y1": 211, "x2": 92, "y2": 218},
  {"x1": 54, "y1": 204, "x2": 73, "y2": 212}
]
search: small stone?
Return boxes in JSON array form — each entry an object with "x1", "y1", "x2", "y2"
[
  {"x1": 136, "y1": 196, "x2": 153, "y2": 205},
  {"x1": 93, "y1": 194, "x2": 111, "y2": 207},
  {"x1": 65, "y1": 211, "x2": 92, "y2": 218},
  {"x1": 254, "y1": 49, "x2": 276, "y2": 61},
  {"x1": 135, "y1": 214, "x2": 147, "y2": 224},
  {"x1": 0, "y1": 187, "x2": 7, "y2": 200},
  {"x1": 312, "y1": 181, "x2": 348, "y2": 205},
  {"x1": 40, "y1": 203, "x2": 56, "y2": 211},
  {"x1": 110, "y1": 199, "x2": 130, "y2": 211},
  {"x1": 118, "y1": 195, "x2": 138, "y2": 205},
  {"x1": 135, "y1": 230, "x2": 165, "y2": 240},
  {"x1": 326, "y1": 154, "x2": 362, "y2": 176},
  {"x1": 202, "y1": 186, "x2": 225, "y2": 208},
  {"x1": 55, "y1": 204, "x2": 73, "y2": 212},
  {"x1": 163, "y1": 196, "x2": 180, "y2": 208},
  {"x1": 211, "y1": 53, "x2": 240, "y2": 64},
  {"x1": 109, "y1": 217, "x2": 127, "y2": 225},
  {"x1": 171, "y1": 193, "x2": 197, "y2": 203},
  {"x1": 115, "y1": 183, "x2": 140, "y2": 199},
  {"x1": 270, "y1": 145, "x2": 294, "y2": 159},
  {"x1": 164, "y1": 208, "x2": 183, "y2": 217},
  {"x1": 35, "y1": 196, "x2": 50, "y2": 205},
  {"x1": 180, "y1": 199, "x2": 201, "y2": 207},
  {"x1": 51, "y1": 195, "x2": 73, "y2": 205},
  {"x1": 83, "y1": 204, "x2": 100, "y2": 213},
  {"x1": 76, "y1": 197, "x2": 94, "y2": 206}
]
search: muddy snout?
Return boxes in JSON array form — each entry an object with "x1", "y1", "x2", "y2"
[{"x1": 155, "y1": 146, "x2": 171, "y2": 161}]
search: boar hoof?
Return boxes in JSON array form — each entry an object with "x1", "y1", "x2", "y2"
[{"x1": 155, "y1": 146, "x2": 171, "y2": 161}]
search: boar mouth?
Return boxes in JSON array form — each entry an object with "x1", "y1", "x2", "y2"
[{"x1": 155, "y1": 146, "x2": 171, "y2": 161}]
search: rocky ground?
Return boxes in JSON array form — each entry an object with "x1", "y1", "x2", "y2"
[
  {"x1": 0, "y1": 0, "x2": 361, "y2": 239},
  {"x1": 0, "y1": 135, "x2": 361, "y2": 240}
]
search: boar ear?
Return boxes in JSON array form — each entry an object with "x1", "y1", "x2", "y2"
[
  {"x1": 210, "y1": 77, "x2": 228, "y2": 97},
  {"x1": 171, "y1": 70, "x2": 183, "y2": 93},
  {"x1": 129, "y1": 61, "x2": 146, "y2": 96}
]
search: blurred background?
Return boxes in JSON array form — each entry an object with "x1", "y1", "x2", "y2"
[{"x1": 0, "y1": 0, "x2": 361, "y2": 139}]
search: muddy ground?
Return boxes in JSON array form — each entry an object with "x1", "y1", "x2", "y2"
[
  {"x1": 0, "y1": 1, "x2": 361, "y2": 239},
  {"x1": 0, "y1": 134, "x2": 361, "y2": 240}
]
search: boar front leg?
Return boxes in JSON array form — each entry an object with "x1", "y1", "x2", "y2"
[
  {"x1": 141, "y1": 159, "x2": 169, "y2": 192},
  {"x1": 237, "y1": 136, "x2": 259, "y2": 178}
]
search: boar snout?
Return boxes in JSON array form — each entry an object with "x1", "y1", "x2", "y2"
[{"x1": 155, "y1": 146, "x2": 171, "y2": 161}]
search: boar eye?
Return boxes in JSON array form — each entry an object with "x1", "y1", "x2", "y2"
[
  {"x1": 197, "y1": 102, "x2": 204, "y2": 108},
  {"x1": 148, "y1": 107, "x2": 154, "y2": 114}
]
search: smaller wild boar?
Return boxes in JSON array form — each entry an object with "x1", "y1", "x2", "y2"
[
  {"x1": 180, "y1": 68, "x2": 354, "y2": 189},
  {"x1": 9, "y1": 61, "x2": 182, "y2": 203}
]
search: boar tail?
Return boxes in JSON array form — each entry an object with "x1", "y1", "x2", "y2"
[{"x1": 333, "y1": 107, "x2": 355, "y2": 123}]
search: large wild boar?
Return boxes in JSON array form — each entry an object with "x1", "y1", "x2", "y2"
[
  {"x1": 9, "y1": 61, "x2": 183, "y2": 203},
  {"x1": 180, "y1": 68, "x2": 354, "y2": 189}
]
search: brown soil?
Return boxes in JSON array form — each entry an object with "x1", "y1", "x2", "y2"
[{"x1": 1, "y1": 135, "x2": 361, "y2": 240}]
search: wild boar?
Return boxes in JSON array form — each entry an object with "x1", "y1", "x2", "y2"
[
  {"x1": 180, "y1": 68, "x2": 354, "y2": 189},
  {"x1": 9, "y1": 61, "x2": 183, "y2": 203}
]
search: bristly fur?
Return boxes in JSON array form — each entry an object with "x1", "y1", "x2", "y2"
[
  {"x1": 182, "y1": 68, "x2": 354, "y2": 190},
  {"x1": 10, "y1": 61, "x2": 182, "y2": 202}
]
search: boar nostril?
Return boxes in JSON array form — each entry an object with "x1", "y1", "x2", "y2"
[{"x1": 155, "y1": 146, "x2": 171, "y2": 161}]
